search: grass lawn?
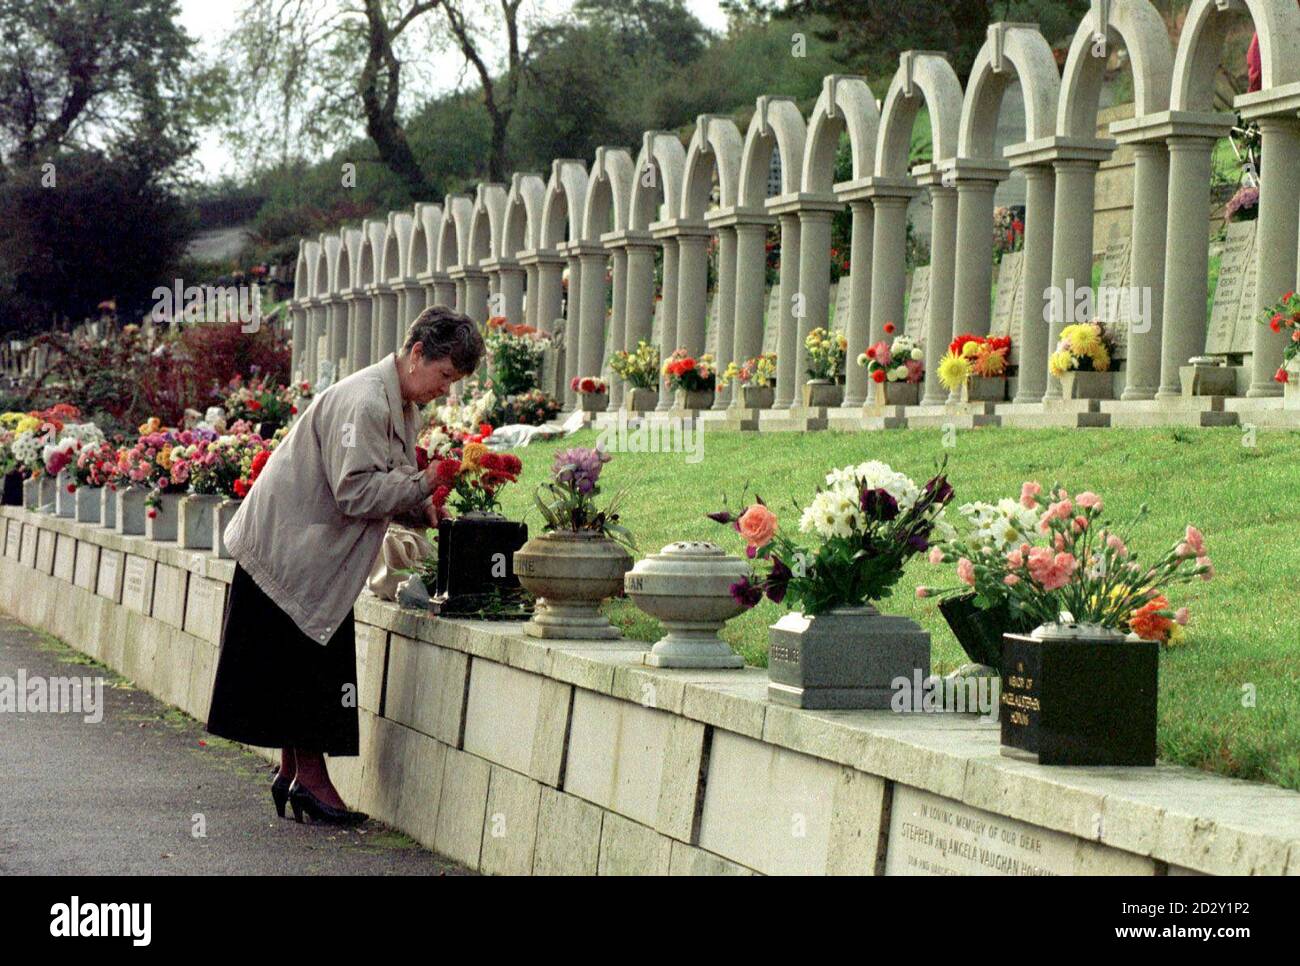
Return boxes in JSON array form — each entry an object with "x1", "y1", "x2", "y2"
[{"x1": 495, "y1": 424, "x2": 1300, "y2": 792}]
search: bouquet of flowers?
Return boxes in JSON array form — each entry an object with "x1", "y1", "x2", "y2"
[
  {"x1": 720, "y1": 353, "x2": 777, "y2": 389},
  {"x1": 919, "y1": 482, "x2": 1211, "y2": 645},
  {"x1": 118, "y1": 420, "x2": 216, "y2": 503},
  {"x1": 804, "y1": 327, "x2": 847, "y2": 380},
  {"x1": 72, "y1": 441, "x2": 123, "y2": 489},
  {"x1": 610, "y1": 340, "x2": 661, "y2": 390},
  {"x1": 42, "y1": 422, "x2": 107, "y2": 483},
  {"x1": 222, "y1": 375, "x2": 302, "y2": 426},
  {"x1": 1049, "y1": 321, "x2": 1115, "y2": 377},
  {"x1": 993, "y1": 206, "x2": 1024, "y2": 261},
  {"x1": 433, "y1": 377, "x2": 498, "y2": 434},
  {"x1": 429, "y1": 441, "x2": 522, "y2": 516},
  {"x1": 490, "y1": 388, "x2": 562, "y2": 427},
  {"x1": 709, "y1": 460, "x2": 955, "y2": 616},
  {"x1": 662, "y1": 349, "x2": 717, "y2": 392},
  {"x1": 173, "y1": 431, "x2": 276, "y2": 500},
  {"x1": 1225, "y1": 185, "x2": 1259, "y2": 223},
  {"x1": 858, "y1": 332, "x2": 924, "y2": 385},
  {"x1": 937, "y1": 334, "x2": 1011, "y2": 392},
  {"x1": 1259, "y1": 289, "x2": 1300, "y2": 384},
  {"x1": 532, "y1": 447, "x2": 633, "y2": 549},
  {"x1": 570, "y1": 376, "x2": 607, "y2": 396},
  {"x1": 484, "y1": 316, "x2": 551, "y2": 395}
]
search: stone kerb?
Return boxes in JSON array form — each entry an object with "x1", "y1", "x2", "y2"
[{"x1": 5, "y1": 505, "x2": 1300, "y2": 876}]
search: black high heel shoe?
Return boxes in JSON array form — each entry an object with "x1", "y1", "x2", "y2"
[
  {"x1": 288, "y1": 779, "x2": 368, "y2": 826},
  {"x1": 271, "y1": 768, "x2": 293, "y2": 819}
]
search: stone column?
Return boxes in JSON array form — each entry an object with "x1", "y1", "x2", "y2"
[
  {"x1": 453, "y1": 278, "x2": 467, "y2": 314},
  {"x1": 841, "y1": 200, "x2": 875, "y2": 407},
  {"x1": 563, "y1": 251, "x2": 583, "y2": 408},
  {"x1": 1043, "y1": 159, "x2": 1100, "y2": 401},
  {"x1": 868, "y1": 193, "x2": 912, "y2": 345},
  {"x1": 464, "y1": 273, "x2": 489, "y2": 324},
  {"x1": 404, "y1": 282, "x2": 428, "y2": 327},
  {"x1": 730, "y1": 220, "x2": 771, "y2": 405},
  {"x1": 623, "y1": 243, "x2": 656, "y2": 349},
  {"x1": 577, "y1": 249, "x2": 608, "y2": 384},
  {"x1": 524, "y1": 264, "x2": 540, "y2": 326},
  {"x1": 1249, "y1": 117, "x2": 1300, "y2": 397},
  {"x1": 952, "y1": 177, "x2": 1000, "y2": 339},
  {"x1": 675, "y1": 233, "x2": 709, "y2": 356},
  {"x1": 290, "y1": 304, "x2": 307, "y2": 382},
  {"x1": 371, "y1": 285, "x2": 398, "y2": 361},
  {"x1": 772, "y1": 213, "x2": 802, "y2": 409},
  {"x1": 328, "y1": 300, "x2": 348, "y2": 375},
  {"x1": 339, "y1": 293, "x2": 357, "y2": 376},
  {"x1": 1157, "y1": 136, "x2": 1218, "y2": 398},
  {"x1": 1122, "y1": 142, "x2": 1169, "y2": 401},
  {"x1": 433, "y1": 278, "x2": 457, "y2": 311},
  {"x1": 712, "y1": 227, "x2": 737, "y2": 408},
  {"x1": 793, "y1": 207, "x2": 836, "y2": 401},
  {"x1": 497, "y1": 267, "x2": 524, "y2": 326},
  {"x1": 608, "y1": 249, "x2": 628, "y2": 407},
  {"x1": 535, "y1": 260, "x2": 565, "y2": 333},
  {"x1": 1014, "y1": 165, "x2": 1056, "y2": 403},
  {"x1": 921, "y1": 183, "x2": 957, "y2": 406},
  {"x1": 349, "y1": 293, "x2": 372, "y2": 373},
  {"x1": 654, "y1": 237, "x2": 680, "y2": 412}
]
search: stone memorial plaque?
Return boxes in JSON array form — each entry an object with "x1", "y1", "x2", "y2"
[
  {"x1": 1207, "y1": 221, "x2": 1256, "y2": 356},
  {"x1": 20, "y1": 523, "x2": 37, "y2": 568},
  {"x1": 1234, "y1": 231, "x2": 1260, "y2": 355},
  {"x1": 152, "y1": 562, "x2": 188, "y2": 629},
  {"x1": 704, "y1": 293, "x2": 720, "y2": 357},
  {"x1": 651, "y1": 297, "x2": 665, "y2": 349},
  {"x1": 884, "y1": 785, "x2": 1148, "y2": 876},
  {"x1": 73, "y1": 542, "x2": 100, "y2": 590},
  {"x1": 905, "y1": 267, "x2": 932, "y2": 337},
  {"x1": 97, "y1": 549, "x2": 124, "y2": 603},
  {"x1": 5, "y1": 519, "x2": 20, "y2": 560},
  {"x1": 762, "y1": 287, "x2": 781, "y2": 354},
  {"x1": 53, "y1": 533, "x2": 76, "y2": 582},
  {"x1": 832, "y1": 279, "x2": 853, "y2": 327},
  {"x1": 36, "y1": 529, "x2": 55, "y2": 575},
  {"x1": 989, "y1": 253, "x2": 1023, "y2": 338},
  {"x1": 1096, "y1": 235, "x2": 1132, "y2": 359},
  {"x1": 1009, "y1": 256, "x2": 1028, "y2": 366},
  {"x1": 184, "y1": 575, "x2": 227, "y2": 644},
  {"x1": 121, "y1": 554, "x2": 156, "y2": 615}
]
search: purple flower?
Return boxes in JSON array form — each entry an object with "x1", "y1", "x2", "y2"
[
  {"x1": 729, "y1": 577, "x2": 763, "y2": 610},
  {"x1": 706, "y1": 510, "x2": 735, "y2": 524},
  {"x1": 766, "y1": 555, "x2": 792, "y2": 604},
  {"x1": 860, "y1": 487, "x2": 899, "y2": 521},
  {"x1": 553, "y1": 446, "x2": 611, "y2": 493}
]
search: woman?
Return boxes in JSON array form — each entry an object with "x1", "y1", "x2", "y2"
[{"x1": 207, "y1": 306, "x2": 484, "y2": 825}]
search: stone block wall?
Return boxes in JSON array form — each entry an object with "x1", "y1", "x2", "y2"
[{"x1": 3, "y1": 505, "x2": 1299, "y2": 876}]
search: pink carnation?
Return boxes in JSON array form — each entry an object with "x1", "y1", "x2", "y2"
[
  {"x1": 1027, "y1": 548, "x2": 1076, "y2": 591},
  {"x1": 1004, "y1": 574, "x2": 1020, "y2": 586},
  {"x1": 1019, "y1": 481, "x2": 1041, "y2": 509},
  {"x1": 1174, "y1": 607, "x2": 1189, "y2": 626},
  {"x1": 957, "y1": 558, "x2": 976, "y2": 586},
  {"x1": 1184, "y1": 526, "x2": 1206, "y2": 557},
  {"x1": 1006, "y1": 549, "x2": 1023, "y2": 569},
  {"x1": 1076, "y1": 491, "x2": 1102, "y2": 511},
  {"x1": 928, "y1": 547, "x2": 944, "y2": 565},
  {"x1": 915, "y1": 587, "x2": 931, "y2": 599}
]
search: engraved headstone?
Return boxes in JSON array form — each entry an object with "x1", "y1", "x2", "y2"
[
  {"x1": 315, "y1": 358, "x2": 337, "y2": 392},
  {"x1": 36, "y1": 529, "x2": 55, "y2": 575},
  {"x1": 704, "y1": 292, "x2": 720, "y2": 357},
  {"x1": 153, "y1": 562, "x2": 187, "y2": 628},
  {"x1": 74, "y1": 542, "x2": 99, "y2": 590},
  {"x1": 1233, "y1": 228, "x2": 1260, "y2": 355},
  {"x1": 761, "y1": 287, "x2": 781, "y2": 354},
  {"x1": 1096, "y1": 234, "x2": 1133, "y2": 359},
  {"x1": 651, "y1": 297, "x2": 665, "y2": 349},
  {"x1": 121, "y1": 555, "x2": 156, "y2": 614},
  {"x1": 989, "y1": 253, "x2": 1022, "y2": 338},
  {"x1": 832, "y1": 279, "x2": 853, "y2": 327},
  {"x1": 905, "y1": 267, "x2": 932, "y2": 337},
  {"x1": 1207, "y1": 221, "x2": 1256, "y2": 356},
  {"x1": 4, "y1": 519, "x2": 19, "y2": 560},
  {"x1": 1008, "y1": 255, "x2": 1028, "y2": 366},
  {"x1": 183, "y1": 575, "x2": 226, "y2": 644},
  {"x1": 97, "y1": 549, "x2": 124, "y2": 602}
]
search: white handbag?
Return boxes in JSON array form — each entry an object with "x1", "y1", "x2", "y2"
[{"x1": 366, "y1": 524, "x2": 435, "y2": 601}]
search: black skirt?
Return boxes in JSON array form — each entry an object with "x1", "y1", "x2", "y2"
[{"x1": 206, "y1": 563, "x2": 359, "y2": 756}]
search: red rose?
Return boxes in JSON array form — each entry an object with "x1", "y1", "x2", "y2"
[
  {"x1": 233, "y1": 478, "x2": 249, "y2": 498},
  {"x1": 884, "y1": 322, "x2": 896, "y2": 335},
  {"x1": 66, "y1": 483, "x2": 75, "y2": 493},
  {"x1": 1272, "y1": 314, "x2": 1284, "y2": 333},
  {"x1": 249, "y1": 399, "x2": 262, "y2": 411},
  {"x1": 872, "y1": 369, "x2": 886, "y2": 383},
  {"x1": 250, "y1": 450, "x2": 270, "y2": 481},
  {"x1": 290, "y1": 406, "x2": 298, "y2": 415},
  {"x1": 1276, "y1": 368, "x2": 1290, "y2": 384},
  {"x1": 147, "y1": 509, "x2": 157, "y2": 519}
]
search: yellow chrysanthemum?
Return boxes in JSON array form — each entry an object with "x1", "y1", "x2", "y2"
[
  {"x1": 960, "y1": 340, "x2": 981, "y2": 359},
  {"x1": 1091, "y1": 346, "x2": 1111, "y2": 372},
  {"x1": 0, "y1": 412, "x2": 25, "y2": 428},
  {"x1": 158, "y1": 445, "x2": 173, "y2": 470},
  {"x1": 138, "y1": 417, "x2": 161, "y2": 435},
  {"x1": 937, "y1": 351, "x2": 972, "y2": 392},
  {"x1": 1049, "y1": 350, "x2": 1076, "y2": 377},
  {"x1": 1066, "y1": 324, "x2": 1101, "y2": 357},
  {"x1": 461, "y1": 442, "x2": 487, "y2": 470},
  {"x1": 13, "y1": 415, "x2": 40, "y2": 435}
]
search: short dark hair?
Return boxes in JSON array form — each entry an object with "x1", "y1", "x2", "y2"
[{"x1": 403, "y1": 305, "x2": 484, "y2": 375}]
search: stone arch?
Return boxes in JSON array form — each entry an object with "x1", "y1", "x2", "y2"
[
  {"x1": 1172, "y1": 0, "x2": 1300, "y2": 111},
  {"x1": 1059, "y1": 0, "x2": 1172, "y2": 138},
  {"x1": 540, "y1": 160, "x2": 589, "y2": 248},
  {"x1": 582, "y1": 146, "x2": 634, "y2": 240},
  {"x1": 803, "y1": 75, "x2": 880, "y2": 191},
  {"x1": 876, "y1": 51, "x2": 964, "y2": 177},
  {"x1": 311, "y1": 241, "x2": 329, "y2": 296},
  {"x1": 406, "y1": 204, "x2": 430, "y2": 278},
  {"x1": 436, "y1": 195, "x2": 472, "y2": 272},
  {"x1": 627, "y1": 133, "x2": 685, "y2": 231},
  {"x1": 294, "y1": 241, "x2": 312, "y2": 299},
  {"x1": 958, "y1": 24, "x2": 1061, "y2": 161},
  {"x1": 356, "y1": 219, "x2": 384, "y2": 287},
  {"x1": 468, "y1": 183, "x2": 507, "y2": 264},
  {"x1": 321, "y1": 235, "x2": 341, "y2": 295},
  {"x1": 680, "y1": 115, "x2": 743, "y2": 219},
  {"x1": 502, "y1": 174, "x2": 546, "y2": 257},
  {"x1": 339, "y1": 227, "x2": 360, "y2": 290},
  {"x1": 383, "y1": 211, "x2": 412, "y2": 282},
  {"x1": 737, "y1": 96, "x2": 806, "y2": 208}
]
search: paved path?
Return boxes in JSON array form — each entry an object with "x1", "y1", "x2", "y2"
[{"x1": 0, "y1": 615, "x2": 467, "y2": 875}]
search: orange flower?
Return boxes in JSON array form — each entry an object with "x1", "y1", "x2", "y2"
[
  {"x1": 461, "y1": 442, "x2": 488, "y2": 471},
  {"x1": 1129, "y1": 595, "x2": 1173, "y2": 642}
]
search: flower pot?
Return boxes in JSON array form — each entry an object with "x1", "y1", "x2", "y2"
[
  {"x1": 213, "y1": 499, "x2": 241, "y2": 558},
  {"x1": 436, "y1": 512, "x2": 529, "y2": 612},
  {"x1": 1058, "y1": 370, "x2": 1114, "y2": 401},
  {"x1": 100, "y1": 486, "x2": 118, "y2": 529},
  {"x1": 75, "y1": 486, "x2": 102, "y2": 524},
  {"x1": 673, "y1": 388, "x2": 715, "y2": 411},
  {"x1": 767, "y1": 605, "x2": 930, "y2": 710},
  {"x1": 742, "y1": 385, "x2": 774, "y2": 410},
  {"x1": 1000, "y1": 624, "x2": 1157, "y2": 766},
  {"x1": 802, "y1": 380, "x2": 843, "y2": 408},
  {"x1": 514, "y1": 531, "x2": 632, "y2": 639},
  {"x1": 961, "y1": 376, "x2": 1007, "y2": 403},
  {"x1": 875, "y1": 381, "x2": 921, "y2": 407},
  {"x1": 115, "y1": 486, "x2": 148, "y2": 535},
  {"x1": 2, "y1": 470, "x2": 24, "y2": 507},
  {"x1": 624, "y1": 541, "x2": 747, "y2": 668},
  {"x1": 179, "y1": 493, "x2": 222, "y2": 549},
  {"x1": 22, "y1": 478, "x2": 41, "y2": 509},
  {"x1": 255, "y1": 418, "x2": 281, "y2": 439},
  {"x1": 144, "y1": 491, "x2": 185, "y2": 542},
  {"x1": 624, "y1": 388, "x2": 658, "y2": 413},
  {"x1": 579, "y1": 393, "x2": 608, "y2": 413},
  {"x1": 938, "y1": 593, "x2": 1034, "y2": 671},
  {"x1": 38, "y1": 475, "x2": 56, "y2": 512},
  {"x1": 55, "y1": 471, "x2": 76, "y2": 518}
]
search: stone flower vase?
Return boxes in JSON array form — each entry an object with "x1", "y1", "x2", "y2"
[
  {"x1": 75, "y1": 486, "x2": 103, "y2": 524},
  {"x1": 100, "y1": 486, "x2": 118, "y2": 529},
  {"x1": 876, "y1": 381, "x2": 921, "y2": 407},
  {"x1": 38, "y1": 474, "x2": 57, "y2": 512},
  {"x1": 21, "y1": 477, "x2": 40, "y2": 509},
  {"x1": 767, "y1": 605, "x2": 930, "y2": 710},
  {"x1": 1058, "y1": 370, "x2": 1114, "y2": 401},
  {"x1": 674, "y1": 388, "x2": 715, "y2": 412},
  {"x1": 624, "y1": 541, "x2": 747, "y2": 668},
  {"x1": 213, "y1": 499, "x2": 241, "y2": 559},
  {"x1": 802, "y1": 379, "x2": 843, "y2": 408},
  {"x1": 115, "y1": 486, "x2": 148, "y2": 535},
  {"x1": 962, "y1": 376, "x2": 1007, "y2": 403},
  {"x1": 55, "y1": 471, "x2": 76, "y2": 518},
  {"x1": 514, "y1": 530, "x2": 633, "y2": 640},
  {"x1": 179, "y1": 493, "x2": 222, "y2": 549},
  {"x1": 1000, "y1": 623, "x2": 1157, "y2": 767},
  {"x1": 624, "y1": 388, "x2": 658, "y2": 413},
  {"x1": 579, "y1": 392, "x2": 608, "y2": 413},
  {"x1": 144, "y1": 491, "x2": 185, "y2": 542},
  {"x1": 742, "y1": 385, "x2": 775, "y2": 410}
]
